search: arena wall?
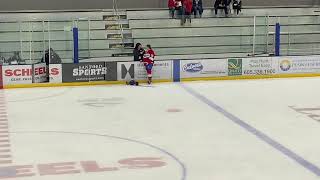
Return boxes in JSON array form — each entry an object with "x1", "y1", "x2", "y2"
[
  {"x1": 2, "y1": 55, "x2": 320, "y2": 89},
  {"x1": 0, "y1": 0, "x2": 319, "y2": 11}
]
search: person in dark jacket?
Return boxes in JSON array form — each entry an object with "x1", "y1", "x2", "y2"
[
  {"x1": 214, "y1": 0, "x2": 228, "y2": 16},
  {"x1": 192, "y1": 0, "x2": 203, "y2": 18},
  {"x1": 133, "y1": 43, "x2": 145, "y2": 61},
  {"x1": 232, "y1": 0, "x2": 242, "y2": 15},
  {"x1": 41, "y1": 48, "x2": 62, "y2": 65}
]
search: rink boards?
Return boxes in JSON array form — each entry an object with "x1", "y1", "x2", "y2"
[{"x1": 2, "y1": 55, "x2": 320, "y2": 88}]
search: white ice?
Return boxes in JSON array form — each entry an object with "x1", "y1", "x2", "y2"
[{"x1": 3, "y1": 77, "x2": 320, "y2": 180}]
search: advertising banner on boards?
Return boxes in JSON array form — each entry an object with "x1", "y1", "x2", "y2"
[
  {"x1": 62, "y1": 62, "x2": 117, "y2": 82},
  {"x1": 180, "y1": 59, "x2": 228, "y2": 78},
  {"x1": 33, "y1": 63, "x2": 48, "y2": 83},
  {"x1": 242, "y1": 57, "x2": 277, "y2": 75},
  {"x1": 277, "y1": 56, "x2": 320, "y2": 74},
  {"x1": 2, "y1": 65, "x2": 33, "y2": 85},
  {"x1": 228, "y1": 59, "x2": 243, "y2": 76},
  {"x1": 117, "y1": 61, "x2": 172, "y2": 81},
  {"x1": 49, "y1": 64, "x2": 62, "y2": 83}
]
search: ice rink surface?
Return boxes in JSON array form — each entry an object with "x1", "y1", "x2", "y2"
[{"x1": 1, "y1": 77, "x2": 320, "y2": 180}]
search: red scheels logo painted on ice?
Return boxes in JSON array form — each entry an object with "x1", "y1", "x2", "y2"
[
  {"x1": 0, "y1": 130, "x2": 185, "y2": 179},
  {"x1": 0, "y1": 157, "x2": 166, "y2": 179}
]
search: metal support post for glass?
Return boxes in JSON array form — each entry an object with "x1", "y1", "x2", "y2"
[
  {"x1": 29, "y1": 22, "x2": 33, "y2": 63},
  {"x1": 88, "y1": 19, "x2": 91, "y2": 58},
  {"x1": 266, "y1": 15, "x2": 269, "y2": 54},
  {"x1": 113, "y1": 0, "x2": 125, "y2": 48},
  {"x1": 252, "y1": 16, "x2": 256, "y2": 56},
  {"x1": 19, "y1": 21, "x2": 23, "y2": 61},
  {"x1": 48, "y1": 21, "x2": 51, "y2": 64},
  {"x1": 42, "y1": 20, "x2": 46, "y2": 62},
  {"x1": 287, "y1": 16, "x2": 291, "y2": 56}
]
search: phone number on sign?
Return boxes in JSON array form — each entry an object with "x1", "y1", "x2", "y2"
[{"x1": 244, "y1": 69, "x2": 276, "y2": 75}]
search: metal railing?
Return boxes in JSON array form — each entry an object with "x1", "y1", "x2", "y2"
[
  {"x1": 0, "y1": 13, "x2": 319, "y2": 64},
  {"x1": 0, "y1": 19, "x2": 91, "y2": 64}
]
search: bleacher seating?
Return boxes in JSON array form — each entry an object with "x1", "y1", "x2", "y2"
[
  {"x1": 129, "y1": 11, "x2": 320, "y2": 58},
  {"x1": 0, "y1": 7, "x2": 319, "y2": 63}
]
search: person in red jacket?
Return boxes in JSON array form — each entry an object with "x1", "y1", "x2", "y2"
[
  {"x1": 168, "y1": 0, "x2": 176, "y2": 18},
  {"x1": 184, "y1": 0, "x2": 193, "y2": 24},
  {"x1": 142, "y1": 45, "x2": 156, "y2": 84},
  {"x1": 175, "y1": 0, "x2": 184, "y2": 23}
]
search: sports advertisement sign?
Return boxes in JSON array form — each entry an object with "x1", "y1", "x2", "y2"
[{"x1": 62, "y1": 62, "x2": 117, "y2": 82}]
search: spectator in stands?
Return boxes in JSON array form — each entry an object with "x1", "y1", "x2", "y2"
[
  {"x1": 232, "y1": 0, "x2": 242, "y2": 15},
  {"x1": 168, "y1": 0, "x2": 176, "y2": 18},
  {"x1": 42, "y1": 48, "x2": 62, "y2": 65},
  {"x1": 7, "y1": 51, "x2": 24, "y2": 65},
  {"x1": 133, "y1": 43, "x2": 145, "y2": 61},
  {"x1": 184, "y1": 0, "x2": 193, "y2": 23},
  {"x1": 214, "y1": 0, "x2": 229, "y2": 16},
  {"x1": 0, "y1": 55, "x2": 5, "y2": 65},
  {"x1": 175, "y1": 0, "x2": 184, "y2": 19},
  {"x1": 192, "y1": 0, "x2": 203, "y2": 18}
]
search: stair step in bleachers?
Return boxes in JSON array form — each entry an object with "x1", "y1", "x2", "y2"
[
  {"x1": 109, "y1": 43, "x2": 134, "y2": 49},
  {"x1": 105, "y1": 24, "x2": 130, "y2": 30},
  {"x1": 105, "y1": 19, "x2": 129, "y2": 25},
  {"x1": 104, "y1": 12, "x2": 134, "y2": 57},
  {"x1": 103, "y1": 14, "x2": 127, "y2": 21}
]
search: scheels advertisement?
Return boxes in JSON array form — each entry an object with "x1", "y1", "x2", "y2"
[
  {"x1": 2, "y1": 64, "x2": 48, "y2": 85},
  {"x1": 2, "y1": 65, "x2": 33, "y2": 85},
  {"x1": 49, "y1": 64, "x2": 62, "y2": 83},
  {"x1": 33, "y1": 63, "x2": 48, "y2": 83}
]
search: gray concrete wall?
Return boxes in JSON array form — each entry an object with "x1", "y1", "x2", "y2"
[{"x1": 0, "y1": 0, "x2": 319, "y2": 11}]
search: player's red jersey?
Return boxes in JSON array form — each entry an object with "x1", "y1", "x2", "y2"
[{"x1": 143, "y1": 49, "x2": 156, "y2": 64}]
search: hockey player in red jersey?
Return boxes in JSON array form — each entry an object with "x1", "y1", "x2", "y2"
[{"x1": 142, "y1": 44, "x2": 156, "y2": 84}]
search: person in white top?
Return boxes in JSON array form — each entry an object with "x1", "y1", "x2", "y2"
[{"x1": 175, "y1": 0, "x2": 185, "y2": 25}]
